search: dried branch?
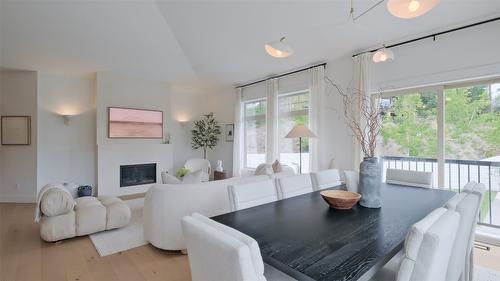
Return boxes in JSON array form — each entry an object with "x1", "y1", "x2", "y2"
[{"x1": 324, "y1": 76, "x2": 382, "y2": 159}]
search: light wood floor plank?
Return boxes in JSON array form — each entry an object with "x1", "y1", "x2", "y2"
[{"x1": 1, "y1": 202, "x2": 498, "y2": 281}]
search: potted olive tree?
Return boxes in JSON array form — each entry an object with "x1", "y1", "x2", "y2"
[{"x1": 191, "y1": 112, "x2": 221, "y2": 159}]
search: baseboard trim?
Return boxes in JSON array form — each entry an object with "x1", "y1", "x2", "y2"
[{"x1": 0, "y1": 196, "x2": 36, "y2": 203}]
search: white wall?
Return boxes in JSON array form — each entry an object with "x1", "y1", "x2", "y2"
[
  {"x1": 37, "y1": 73, "x2": 96, "y2": 192},
  {"x1": 371, "y1": 20, "x2": 500, "y2": 91},
  {"x1": 204, "y1": 86, "x2": 236, "y2": 177},
  {"x1": 0, "y1": 70, "x2": 38, "y2": 202},
  {"x1": 96, "y1": 71, "x2": 173, "y2": 196}
]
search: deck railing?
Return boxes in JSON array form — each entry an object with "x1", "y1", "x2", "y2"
[{"x1": 382, "y1": 156, "x2": 500, "y2": 228}]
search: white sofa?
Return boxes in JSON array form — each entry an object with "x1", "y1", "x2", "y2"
[
  {"x1": 37, "y1": 186, "x2": 131, "y2": 242},
  {"x1": 143, "y1": 173, "x2": 293, "y2": 251}
]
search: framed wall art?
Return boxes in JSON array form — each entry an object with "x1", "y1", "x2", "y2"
[{"x1": 1, "y1": 116, "x2": 31, "y2": 145}]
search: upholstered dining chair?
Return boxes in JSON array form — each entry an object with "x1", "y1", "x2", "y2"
[
  {"x1": 185, "y1": 158, "x2": 211, "y2": 182},
  {"x1": 447, "y1": 182, "x2": 485, "y2": 281},
  {"x1": 181, "y1": 213, "x2": 296, "y2": 281},
  {"x1": 343, "y1": 170, "x2": 359, "y2": 193},
  {"x1": 228, "y1": 179, "x2": 278, "y2": 211},
  {"x1": 370, "y1": 207, "x2": 460, "y2": 281},
  {"x1": 310, "y1": 169, "x2": 341, "y2": 191},
  {"x1": 276, "y1": 174, "x2": 313, "y2": 199},
  {"x1": 385, "y1": 168, "x2": 433, "y2": 188}
]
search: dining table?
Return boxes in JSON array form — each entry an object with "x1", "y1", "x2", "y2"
[{"x1": 212, "y1": 183, "x2": 456, "y2": 281}]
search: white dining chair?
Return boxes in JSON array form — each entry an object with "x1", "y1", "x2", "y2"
[
  {"x1": 310, "y1": 169, "x2": 341, "y2": 191},
  {"x1": 228, "y1": 179, "x2": 278, "y2": 211},
  {"x1": 447, "y1": 182, "x2": 485, "y2": 281},
  {"x1": 276, "y1": 174, "x2": 313, "y2": 199},
  {"x1": 385, "y1": 168, "x2": 433, "y2": 188},
  {"x1": 185, "y1": 158, "x2": 211, "y2": 182},
  {"x1": 370, "y1": 207, "x2": 460, "y2": 281},
  {"x1": 181, "y1": 213, "x2": 296, "y2": 281},
  {"x1": 343, "y1": 170, "x2": 359, "y2": 193}
]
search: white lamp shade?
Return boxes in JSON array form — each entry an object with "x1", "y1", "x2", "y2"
[
  {"x1": 372, "y1": 48, "x2": 394, "y2": 63},
  {"x1": 387, "y1": 0, "x2": 440, "y2": 19},
  {"x1": 285, "y1": 124, "x2": 317, "y2": 138},
  {"x1": 265, "y1": 37, "x2": 293, "y2": 58}
]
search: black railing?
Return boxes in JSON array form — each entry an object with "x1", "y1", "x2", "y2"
[{"x1": 382, "y1": 156, "x2": 500, "y2": 229}]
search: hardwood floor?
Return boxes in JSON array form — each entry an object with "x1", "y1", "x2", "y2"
[
  {"x1": 1, "y1": 202, "x2": 499, "y2": 281},
  {"x1": 0, "y1": 203, "x2": 191, "y2": 281}
]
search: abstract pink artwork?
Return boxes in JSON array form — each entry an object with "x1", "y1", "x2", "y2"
[{"x1": 108, "y1": 107, "x2": 163, "y2": 138}]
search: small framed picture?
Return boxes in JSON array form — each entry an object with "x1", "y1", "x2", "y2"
[
  {"x1": 1, "y1": 116, "x2": 31, "y2": 145},
  {"x1": 225, "y1": 124, "x2": 234, "y2": 142}
]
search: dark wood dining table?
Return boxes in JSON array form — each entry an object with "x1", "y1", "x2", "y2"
[{"x1": 212, "y1": 183, "x2": 455, "y2": 281}]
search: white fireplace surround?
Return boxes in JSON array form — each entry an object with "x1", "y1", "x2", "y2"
[{"x1": 97, "y1": 143, "x2": 173, "y2": 196}]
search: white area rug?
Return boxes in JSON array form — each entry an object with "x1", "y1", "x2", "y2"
[
  {"x1": 476, "y1": 266, "x2": 500, "y2": 281},
  {"x1": 89, "y1": 198, "x2": 147, "y2": 256}
]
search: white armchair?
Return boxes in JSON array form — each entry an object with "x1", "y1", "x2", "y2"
[{"x1": 185, "y1": 158, "x2": 211, "y2": 182}]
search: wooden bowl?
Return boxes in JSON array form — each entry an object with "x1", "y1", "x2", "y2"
[{"x1": 320, "y1": 190, "x2": 361, "y2": 210}]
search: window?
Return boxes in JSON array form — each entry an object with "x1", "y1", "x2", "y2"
[
  {"x1": 244, "y1": 99, "x2": 266, "y2": 168},
  {"x1": 378, "y1": 80, "x2": 500, "y2": 227},
  {"x1": 380, "y1": 91, "x2": 439, "y2": 185},
  {"x1": 278, "y1": 91, "x2": 310, "y2": 172}
]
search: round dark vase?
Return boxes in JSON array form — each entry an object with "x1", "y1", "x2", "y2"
[
  {"x1": 359, "y1": 157, "x2": 382, "y2": 208},
  {"x1": 77, "y1": 185, "x2": 93, "y2": 197}
]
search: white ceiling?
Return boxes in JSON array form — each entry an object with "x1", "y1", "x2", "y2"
[{"x1": 1, "y1": 0, "x2": 500, "y2": 85}]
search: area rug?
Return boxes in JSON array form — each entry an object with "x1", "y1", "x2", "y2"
[
  {"x1": 89, "y1": 198, "x2": 147, "y2": 256},
  {"x1": 476, "y1": 266, "x2": 500, "y2": 281}
]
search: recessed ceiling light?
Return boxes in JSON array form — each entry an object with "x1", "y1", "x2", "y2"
[
  {"x1": 387, "y1": 0, "x2": 440, "y2": 19},
  {"x1": 264, "y1": 37, "x2": 293, "y2": 58}
]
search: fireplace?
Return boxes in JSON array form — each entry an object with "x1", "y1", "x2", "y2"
[{"x1": 120, "y1": 163, "x2": 157, "y2": 187}]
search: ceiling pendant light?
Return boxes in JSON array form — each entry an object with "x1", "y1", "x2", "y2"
[
  {"x1": 387, "y1": 0, "x2": 440, "y2": 19},
  {"x1": 372, "y1": 48, "x2": 394, "y2": 63},
  {"x1": 265, "y1": 37, "x2": 293, "y2": 58}
]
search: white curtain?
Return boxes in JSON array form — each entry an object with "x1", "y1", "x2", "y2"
[
  {"x1": 351, "y1": 53, "x2": 372, "y2": 171},
  {"x1": 308, "y1": 66, "x2": 325, "y2": 172},
  {"x1": 266, "y1": 78, "x2": 279, "y2": 163},
  {"x1": 232, "y1": 88, "x2": 244, "y2": 177}
]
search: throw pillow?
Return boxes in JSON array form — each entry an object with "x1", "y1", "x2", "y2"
[
  {"x1": 162, "y1": 172, "x2": 181, "y2": 184},
  {"x1": 272, "y1": 160, "x2": 283, "y2": 173},
  {"x1": 182, "y1": 170, "x2": 203, "y2": 184},
  {"x1": 254, "y1": 163, "x2": 273, "y2": 176}
]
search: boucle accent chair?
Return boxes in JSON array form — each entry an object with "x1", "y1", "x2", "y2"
[{"x1": 37, "y1": 185, "x2": 131, "y2": 242}]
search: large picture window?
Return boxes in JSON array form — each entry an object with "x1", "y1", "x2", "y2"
[
  {"x1": 278, "y1": 91, "x2": 310, "y2": 172},
  {"x1": 379, "y1": 80, "x2": 500, "y2": 227},
  {"x1": 243, "y1": 99, "x2": 267, "y2": 168}
]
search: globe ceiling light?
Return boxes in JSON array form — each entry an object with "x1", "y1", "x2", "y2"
[
  {"x1": 387, "y1": 0, "x2": 440, "y2": 19},
  {"x1": 372, "y1": 48, "x2": 394, "y2": 63},
  {"x1": 265, "y1": 37, "x2": 294, "y2": 58}
]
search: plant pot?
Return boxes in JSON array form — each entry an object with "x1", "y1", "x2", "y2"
[{"x1": 358, "y1": 157, "x2": 382, "y2": 208}]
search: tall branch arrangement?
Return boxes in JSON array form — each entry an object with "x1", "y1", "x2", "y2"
[
  {"x1": 191, "y1": 112, "x2": 221, "y2": 159},
  {"x1": 325, "y1": 77, "x2": 382, "y2": 158}
]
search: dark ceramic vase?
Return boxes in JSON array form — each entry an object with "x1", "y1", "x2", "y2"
[{"x1": 359, "y1": 157, "x2": 382, "y2": 208}]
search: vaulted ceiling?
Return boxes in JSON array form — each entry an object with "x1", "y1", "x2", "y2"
[{"x1": 1, "y1": 0, "x2": 500, "y2": 85}]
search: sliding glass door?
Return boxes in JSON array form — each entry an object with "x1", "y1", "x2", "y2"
[
  {"x1": 444, "y1": 83, "x2": 500, "y2": 225},
  {"x1": 379, "y1": 91, "x2": 439, "y2": 185},
  {"x1": 378, "y1": 80, "x2": 500, "y2": 227}
]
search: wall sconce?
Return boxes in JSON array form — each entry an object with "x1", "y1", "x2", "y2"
[
  {"x1": 62, "y1": 115, "x2": 71, "y2": 125},
  {"x1": 178, "y1": 120, "x2": 189, "y2": 127}
]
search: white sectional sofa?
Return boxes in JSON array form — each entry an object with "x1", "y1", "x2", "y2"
[
  {"x1": 143, "y1": 168, "x2": 343, "y2": 251},
  {"x1": 143, "y1": 173, "x2": 291, "y2": 251}
]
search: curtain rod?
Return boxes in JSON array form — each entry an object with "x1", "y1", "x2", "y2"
[
  {"x1": 352, "y1": 16, "x2": 500, "y2": 58},
  {"x1": 236, "y1": 63, "x2": 327, "y2": 89}
]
